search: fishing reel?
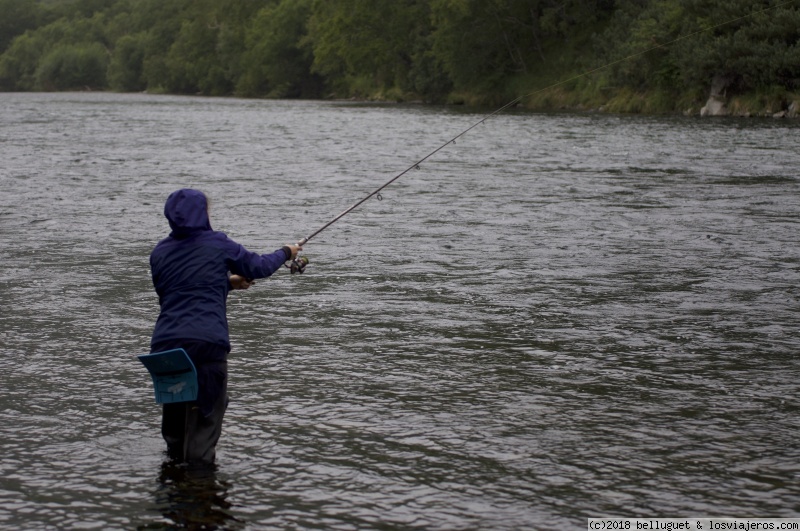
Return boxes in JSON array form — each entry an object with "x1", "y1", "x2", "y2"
[{"x1": 288, "y1": 256, "x2": 309, "y2": 274}]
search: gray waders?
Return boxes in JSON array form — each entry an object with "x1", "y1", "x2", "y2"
[{"x1": 162, "y1": 365, "x2": 228, "y2": 465}]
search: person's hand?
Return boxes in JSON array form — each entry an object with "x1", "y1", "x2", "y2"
[
  {"x1": 285, "y1": 244, "x2": 303, "y2": 260},
  {"x1": 229, "y1": 274, "x2": 253, "y2": 290}
]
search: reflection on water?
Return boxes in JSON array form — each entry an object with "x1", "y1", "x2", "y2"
[{"x1": 141, "y1": 462, "x2": 242, "y2": 531}]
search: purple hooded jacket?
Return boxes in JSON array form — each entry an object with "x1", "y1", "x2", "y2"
[{"x1": 150, "y1": 189, "x2": 290, "y2": 350}]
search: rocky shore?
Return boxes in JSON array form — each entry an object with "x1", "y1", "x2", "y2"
[{"x1": 698, "y1": 75, "x2": 799, "y2": 118}]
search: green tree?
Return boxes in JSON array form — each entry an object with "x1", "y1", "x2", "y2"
[
  {"x1": 594, "y1": 0, "x2": 800, "y2": 107},
  {"x1": 307, "y1": 0, "x2": 431, "y2": 98},
  {"x1": 595, "y1": 0, "x2": 691, "y2": 91},
  {"x1": 430, "y1": 0, "x2": 525, "y2": 95},
  {"x1": 108, "y1": 32, "x2": 147, "y2": 91},
  {"x1": 0, "y1": 14, "x2": 110, "y2": 90},
  {"x1": 135, "y1": 1, "x2": 192, "y2": 92},
  {"x1": 0, "y1": 0, "x2": 796, "y2": 110},
  {"x1": 163, "y1": 18, "x2": 221, "y2": 93},
  {"x1": 157, "y1": 0, "x2": 268, "y2": 95},
  {"x1": 35, "y1": 42, "x2": 108, "y2": 90},
  {"x1": 0, "y1": 0, "x2": 40, "y2": 53},
  {"x1": 429, "y1": 0, "x2": 610, "y2": 101},
  {"x1": 0, "y1": 32, "x2": 43, "y2": 90},
  {"x1": 69, "y1": 0, "x2": 119, "y2": 19},
  {"x1": 684, "y1": 0, "x2": 800, "y2": 91},
  {"x1": 239, "y1": 0, "x2": 320, "y2": 98}
]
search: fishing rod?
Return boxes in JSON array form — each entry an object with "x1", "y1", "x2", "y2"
[
  {"x1": 298, "y1": 100, "x2": 522, "y2": 248},
  {"x1": 284, "y1": 95, "x2": 527, "y2": 274},
  {"x1": 285, "y1": 100, "x2": 517, "y2": 274},
  {"x1": 285, "y1": 0, "x2": 796, "y2": 275}
]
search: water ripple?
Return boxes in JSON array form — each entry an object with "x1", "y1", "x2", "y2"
[{"x1": 0, "y1": 93, "x2": 799, "y2": 529}]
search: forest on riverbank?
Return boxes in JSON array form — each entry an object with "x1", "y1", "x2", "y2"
[{"x1": 1, "y1": 0, "x2": 798, "y2": 115}]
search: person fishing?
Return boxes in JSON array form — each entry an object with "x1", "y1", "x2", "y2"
[{"x1": 148, "y1": 188, "x2": 301, "y2": 465}]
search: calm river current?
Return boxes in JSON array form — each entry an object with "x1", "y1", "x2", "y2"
[{"x1": 1, "y1": 92, "x2": 799, "y2": 530}]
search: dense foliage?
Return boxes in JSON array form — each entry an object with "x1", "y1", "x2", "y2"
[{"x1": 0, "y1": 0, "x2": 798, "y2": 112}]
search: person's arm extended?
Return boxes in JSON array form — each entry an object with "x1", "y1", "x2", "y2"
[{"x1": 227, "y1": 239, "x2": 303, "y2": 281}]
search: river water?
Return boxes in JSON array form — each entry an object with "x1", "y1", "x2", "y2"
[{"x1": 0, "y1": 92, "x2": 798, "y2": 529}]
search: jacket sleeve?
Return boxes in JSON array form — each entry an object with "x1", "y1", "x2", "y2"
[{"x1": 225, "y1": 237, "x2": 291, "y2": 280}]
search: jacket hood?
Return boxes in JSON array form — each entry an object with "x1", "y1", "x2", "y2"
[{"x1": 164, "y1": 188, "x2": 212, "y2": 238}]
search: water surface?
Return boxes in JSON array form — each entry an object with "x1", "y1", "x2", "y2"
[{"x1": 1, "y1": 92, "x2": 799, "y2": 529}]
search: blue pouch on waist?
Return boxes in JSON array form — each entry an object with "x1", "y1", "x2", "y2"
[{"x1": 138, "y1": 348, "x2": 198, "y2": 404}]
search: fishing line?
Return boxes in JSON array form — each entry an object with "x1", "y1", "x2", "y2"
[{"x1": 289, "y1": 0, "x2": 796, "y2": 271}]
